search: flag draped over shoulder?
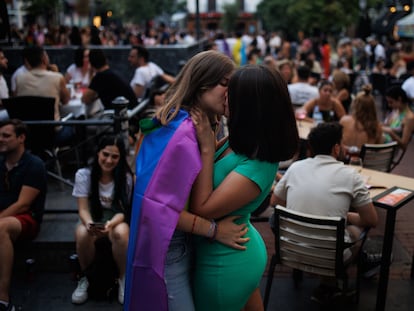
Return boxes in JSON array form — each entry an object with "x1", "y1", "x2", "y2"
[{"x1": 124, "y1": 109, "x2": 202, "y2": 310}]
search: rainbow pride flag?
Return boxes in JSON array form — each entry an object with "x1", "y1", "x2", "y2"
[{"x1": 124, "y1": 109, "x2": 201, "y2": 310}]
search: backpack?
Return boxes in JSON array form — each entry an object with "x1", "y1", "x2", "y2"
[{"x1": 84, "y1": 237, "x2": 119, "y2": 301}]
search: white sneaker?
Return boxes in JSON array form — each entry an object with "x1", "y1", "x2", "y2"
[
  {"x1": 71, "y1": 276, "x2": 89, "y2": 304},
  {"x1": 118, "y1": 276, "x2": 125, "y2": 305}
]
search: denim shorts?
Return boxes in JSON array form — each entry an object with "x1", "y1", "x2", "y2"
[{"x1": 164, "y1": 230, "x2": 195, "y2": 311}]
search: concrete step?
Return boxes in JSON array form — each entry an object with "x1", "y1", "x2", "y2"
[{"x1": 15, "y1": 213, "x2": 78, "y2": 274}]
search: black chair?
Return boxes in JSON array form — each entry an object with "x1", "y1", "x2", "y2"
[
  {"x1": 263, "y1": 206, "x2": 368, "y2": 309},
  {"x1": 2, "y1": 96, "x2": 76, "y2": 187}
]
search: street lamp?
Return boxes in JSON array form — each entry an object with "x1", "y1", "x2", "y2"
[
  {"x1": 195, "y1": 0, "x2": 201, "y2": 40},
  {"x1": 387, "y1": 0, "x2": 412, "y2": 13}
]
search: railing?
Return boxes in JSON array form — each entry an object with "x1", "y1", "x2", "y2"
[{"x1": 21, "y1": 97, "x2": 149, "y2": 213}]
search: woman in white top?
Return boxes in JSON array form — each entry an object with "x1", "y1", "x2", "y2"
[
  {"x1": 65, "y1": 47, "x2": 93, "y2": 88},
  {"x1": 71, "y1": 135, "x2": 133, "y2": 305}
]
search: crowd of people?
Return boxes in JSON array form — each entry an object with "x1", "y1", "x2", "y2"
[{"x1": 1, "y1": 21, "x2": 414, "y2": 310}]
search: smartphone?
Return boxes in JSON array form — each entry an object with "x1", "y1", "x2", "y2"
[{"x1": 90, "y1": 222, "x2": 105, "y2": 229}]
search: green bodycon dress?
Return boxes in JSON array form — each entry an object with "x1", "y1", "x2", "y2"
[{"x1": 193, "y1": 141, "x2": 278, "y2": 311}]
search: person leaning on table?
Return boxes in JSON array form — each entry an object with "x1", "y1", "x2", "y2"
[{"x1": 270, "y1": 122, "x2": 378, "y2": 305}]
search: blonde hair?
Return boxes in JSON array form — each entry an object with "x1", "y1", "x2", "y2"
[
  {"x1": 156, "y1": 50, "x2": 235, "y2": 124},
  {"x1": 352, "y1": 84, "x2": 380, "y2": 140}
]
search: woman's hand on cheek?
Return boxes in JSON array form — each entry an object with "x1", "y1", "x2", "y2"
[{"x1": 191, "y1": 107, "x2": 216, "y2": 153}]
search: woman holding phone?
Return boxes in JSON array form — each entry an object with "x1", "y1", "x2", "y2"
[{"x1": 71, "y1": 135, "x2": 133, "y2": 305}]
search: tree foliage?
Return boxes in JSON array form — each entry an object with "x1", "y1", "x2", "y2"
[
  {"x1": 257, "y1": 0, "x2": 383, "y2": 38},
  {"x1": 21, "y1": 0, "x2": 61, "y2": 16},
  {"x1": 221, "y1": 2, "x2": 239, "y2": 33},
  {"x1": 21, "y1": 0, "x2": 178, "y2": 25},
  {"x1": 122, "y1": 0, "x2": 176, "y2": 24}
]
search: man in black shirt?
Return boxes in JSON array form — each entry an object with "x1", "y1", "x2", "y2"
[
  {"x1": 0, "y1": 119, "x2": 47, "y2": 311},
  {"x1": 82, "y1": 49, "x2": 137, "y2": 110}
]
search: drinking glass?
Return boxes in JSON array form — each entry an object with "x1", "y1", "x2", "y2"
[
  {"x1": 349, "y1": 156, "x2": 363, "y2": 172},
  {"x1": 295, "y1": 109, "x2": 306, "y2": 127}
]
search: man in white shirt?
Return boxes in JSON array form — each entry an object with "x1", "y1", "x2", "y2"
[
  {"x1": 127, "y1": 45, "x2": 175, "y2": 101},
  {"x1": 402, "y1": 61, "x2": 414, "y2": 102},
  {"x1": 288, "y1": 65, "x2": 319, "y2": 107},
  {"x1": 0, "y1": 48, "x2": 9, "y2": 99},
  {"x1": 10, "y1": 47, "x2": 31, "y2": 96},
  {"x1": 271, "y1": 122, "x2": 378, "y2": 304},
  {"x1": 0, "y1": 48, "x2": 10, "y2": 121},
  {"x1": 365, "y1": 36, "x2": 386, "y2": 69}
]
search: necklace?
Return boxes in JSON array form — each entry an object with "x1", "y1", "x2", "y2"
[{"x1": 5, "y1": 160, "x2": 18, "y2": 171}]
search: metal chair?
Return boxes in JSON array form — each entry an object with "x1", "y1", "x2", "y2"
[
  {"x1": 2, "y1": 96, "x2": 76, "y2": 187},
  {"x1": 263, "y1": 206, "x2": 368, "y2": 309},
  {"x1": 360, "y1": 141, "x2": 403, "y2": 172}
]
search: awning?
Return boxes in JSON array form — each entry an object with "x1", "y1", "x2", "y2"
[{"x1": 397, "y1": 12, "x2": 414, "y2": 38}]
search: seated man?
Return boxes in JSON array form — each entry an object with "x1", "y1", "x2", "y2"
[
  {"x1": 287, "y1": 65, "x2": 319, "y2": 107},
  {"x1": 128, "y1": 45, "x2": 175, "y2": 101},
  {"x1": 15, "y1": 46, "x2": 73, "y2": 146},
  {"x1": 82, "y1": 49, "x2": 137, "y2": 110},
  {"x1": 0, "y1": 119, "x2": 47, "y2": 311},
  {"x1": 271, "y1": 122, "x2": 378, "y2": 304}
]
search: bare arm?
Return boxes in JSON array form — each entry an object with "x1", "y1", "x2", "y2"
[
  {"x1": 105, "y1": 212, "x2": 125, "y2": 230},
  {"x1": 160, "y1": 73, "x2": 175, "y2": 85},
  {"x1": 0, "y1": 185, "x2": 40, "y2": 218},
  {"x1": 348, "y1": 202, "x2": 378, "y2": 228},
  {"x1": 335, "y1": 89, "x2": 349, "y2": 103},
  {"x1": 64, "y1": 72, "x2": 72, "y2": 84},
  {"x1": 177, "y1": 210, "x2": 249, "y2": 250},
  {"x1": 333, "y1": 97, "x2": 346, "y2": 119},
  {"x1": 189, "y1": 108, "x2": 261, "y2": 219},
  {"x1": 81, "y1": 88, "x2": 98, "y2": 105},
  {"x1": 59, "y1": 77, "x2": 70, "y2": 105},
  {"x1": 302, "y1": 98, "x2": 317, "y2": 121},
  {"x1": 132, "y1": 84, "x2": 145, "y2": 99},
  {"x1": 270, "y1": 193, "x2": 286, "y2": 207},
  {"x1": 77, "y1": 197, "x2": 93, "y2": 227},
  {"x1": 382, "y1": 115, "x2": 414, "y2": 150}
]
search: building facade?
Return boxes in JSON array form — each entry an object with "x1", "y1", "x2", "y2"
[{"x1": 186, "y1": 0, "x2": 262, "y2": 34}]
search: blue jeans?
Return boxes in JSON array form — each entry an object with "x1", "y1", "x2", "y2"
[
  {"x1": 54, "y1": 125, "x2": 75, "y2": 146},
  {"x1": 164, "y1": 230, "x2": 195, "y2": 311}
]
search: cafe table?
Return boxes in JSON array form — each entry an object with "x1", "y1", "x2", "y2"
[
  {"x1": 60, "y1": 98, "x2": 104, "y2": 119},
  {"x1": 358, "y1": 167, "x2": 414, "y2": 311},
  {"x1": 296, "y1": 119, "x2": 315, "y2": 140}
]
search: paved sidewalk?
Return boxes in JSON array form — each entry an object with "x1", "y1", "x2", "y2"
[
  {"x1": 11, "y1": 271, "x2": 414, "y2": 310},
  {"x1": 10, "y1": 108, "x2": 414, "y2": 310}
]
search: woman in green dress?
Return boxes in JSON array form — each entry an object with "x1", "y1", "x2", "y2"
[{"x1": 190, "y1": 65, "x2": 299, "y2": 310}]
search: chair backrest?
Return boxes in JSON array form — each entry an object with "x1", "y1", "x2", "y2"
[
  {"x1": 370, "y1": 73, "x2": 388, "y2": 96},
  {"x1": 360, "y1": 141, "x2": 398, "y2": 172},
  {"x1": 273, "y1": 205, "x2": 346, "y2": 278},
  {"x1": 2, "y1": 96, "x2": 56, "y2": 153}
]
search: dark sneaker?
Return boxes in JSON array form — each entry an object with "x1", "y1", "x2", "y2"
[
  {"x1": 362, "y1": 251, "x2": 386, "y2": 279},
  {"x1": 362, "y1": 260, "x2": 381, "y2": 278},
  {"x1": 311, "y1": 284, "x2": 343, "y2": 305}
]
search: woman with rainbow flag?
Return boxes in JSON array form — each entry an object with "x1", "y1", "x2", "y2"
[{"x1": 124, "y1": 50, "x2": 250, "y2": 311}]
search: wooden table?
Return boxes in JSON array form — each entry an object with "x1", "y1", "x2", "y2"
[
  {"x1": 296, "y1": 119, "x2": 315, "y2": 140},
  {"x1": 359, "y1": 168, "x2": 414, "y2": 311}
]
